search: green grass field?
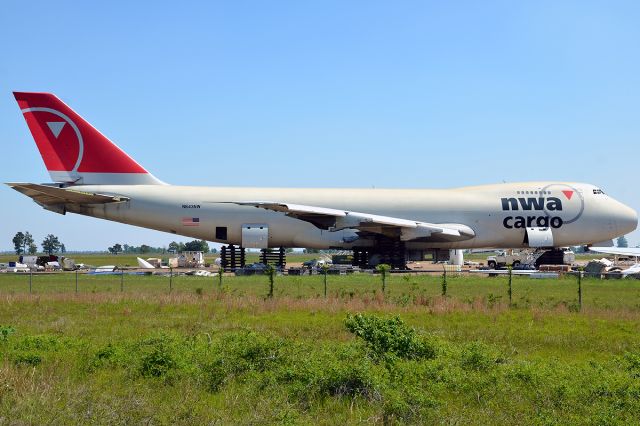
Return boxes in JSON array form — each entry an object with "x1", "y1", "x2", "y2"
[
  {"x1": 2, "y1": 271, "x2": 640, "y2": 310},
  {"x1": 1, "y1": 265, "x2": 640, "y2": 424}
]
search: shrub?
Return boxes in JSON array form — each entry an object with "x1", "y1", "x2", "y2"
[
  {"x1": 138, "y1": 334, "x2": 179, "y2": 378},
  {"x1": 623, "y1": 350, "x2": 640, "y2": 378},
  {"x1": 382, "y1": 387, "x2": 438, "y2": 423},
  {"x1": 14, "y1": 335, "x2": 62, "y2": 351},
  {"x1": 204, "y1": 331, "x2": 285, "y2": 391},
  {"x1": 320, "y1": 362, "x2": 381, "y2": 399},
  {"x1": 14, "y1": 352, "x2": 42, "y2": 366},
  {"x1": 345, "y1": 313, "x2": 437, "y2": 360},
  {"x1": 89, "y1": 343, "x2": 124, "y2": 370},
  {"x1": 460, "y1": 341, "x2": 499, "y2": 371},
  {"x1": 0, "y1": 325, "x2": 15, "y2": 343}
]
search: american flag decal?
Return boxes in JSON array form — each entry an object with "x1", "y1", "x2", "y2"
[{"x1": 182, "y1": 217, "x2": 200, "y2": 226}]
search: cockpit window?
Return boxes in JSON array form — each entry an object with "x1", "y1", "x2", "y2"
[{"x1": 593, "y1": 189, "x2": 605, "y2": 195}]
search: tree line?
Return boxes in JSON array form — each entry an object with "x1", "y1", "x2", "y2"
[
  {"x1": 12, "y1": 232, "x2": 65, "y2": 255},
  {"x1": 12, "y1": 232, "x2": 216, "y2": 257},
  {"x1": 107, "y1": 240, "x2": 215, "y2": 255}
]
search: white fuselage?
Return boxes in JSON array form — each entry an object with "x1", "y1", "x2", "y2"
[{"x1": 63, "y1": 181, "x2": 637, "y2": 250}]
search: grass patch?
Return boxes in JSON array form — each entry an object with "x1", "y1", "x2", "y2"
[{"x1": 0, "y1": 273, "x2": 639, "y2": 423}]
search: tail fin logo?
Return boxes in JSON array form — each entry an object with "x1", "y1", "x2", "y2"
[
  {"x1": 15, "y1": 91, "x2": 164, "y2": 185},
  {"x1": 46, "y1": 121, "x2": 66, "y2": 138},
  {"x1": 21, "y1": 107, "x2": 84, "y2": 176}
]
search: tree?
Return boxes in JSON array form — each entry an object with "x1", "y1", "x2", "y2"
[
  {"x1": 183, "y1": 239, "x2": 209, "y2": 253},
  {"x1": 23, "y1": 232, "x2": 34, "y2": 254},
  {"x1": 41, "y1": 234, "x2": 61, "y2": 255},
  {"x1": 376, "y1": 263, "x2": 391, "y2": 294},
  {"x1": 168, "y1": 241, "x2": 180, "y2": 253},
  {"x1": 60, "y1": 243, "x2": 66, "y2": 254},
  {"x1": 108, "y1": 243, "x2": 123, "y2": 255},
  {"x1": 617, "y1": 236, "x2": 629, "y2": 248},
  {"x1": 28, "y1": 243, "x2": 37, "y2": 254},
  {"x1": 12, "y1": 232, "x2": 25, "y2": 255},
  {"x1": 140, "y1": 244, "x2": 151, "y2": 254}
]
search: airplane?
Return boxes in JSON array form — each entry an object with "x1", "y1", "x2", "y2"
[
  {"x1": 588, "y1": 246, "x2": 640, "y2": 278},
  {"x1": 588, "y1": 247, "x2": 640, "y2": 258},
  {"x1": 6, "y1": 92, "x2": 638, "y2": 269}
]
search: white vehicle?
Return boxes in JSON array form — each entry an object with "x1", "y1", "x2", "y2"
[
  {"x1": 7, "y1": 92, "x2": 638, "y2": 268},
  {"x1": 488, "y1": 248, "x2": 576, "y2": 269},
  {"x1": 487, "y1": 250, "x2": 526, "y2": 269}
]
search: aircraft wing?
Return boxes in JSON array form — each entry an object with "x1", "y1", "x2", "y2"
[
  {"x1": 589, "y1": 247, "x2": 640, "y2": 257},
  {"x1": 6, "y1": 183, "x2": 129, "y2": 208},
  {"x1": 229, "y1": 201, "x2": 475, "y2": 242}
]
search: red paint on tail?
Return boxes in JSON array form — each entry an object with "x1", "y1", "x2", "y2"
[{"x1": 14, "y1": 92, "x2": 162, "y2": 185}]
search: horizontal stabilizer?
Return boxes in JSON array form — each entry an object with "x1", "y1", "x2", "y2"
[{"x1": 6, "y1": 182, "x2": 128, "y2": 207}]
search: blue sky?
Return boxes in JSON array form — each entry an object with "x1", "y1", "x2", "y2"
[{"x1": 1, "y1": 1, "x2": 639, "y2": 251}]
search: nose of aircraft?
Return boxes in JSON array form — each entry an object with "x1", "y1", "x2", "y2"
[{"x1": 616, "y1": 203, "x2": 638, "y2": 235}]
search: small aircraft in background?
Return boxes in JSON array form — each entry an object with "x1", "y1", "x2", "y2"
[{"x1": 588, "y1": 246, "x2": 640, "y2": 278}]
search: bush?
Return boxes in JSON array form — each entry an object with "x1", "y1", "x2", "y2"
[
  {"x1": 89, "y1": 343, "x2": 122, "y2": 370},
  {"x1": 345, "y1": 313, "x2": 437, "y2": 360},
  {"x1": 14, "y1": 352, "x2": 42, "y2": 366},
  {"x1": 138, "y1": 334, "x2": 180, "y2": 378},
  {"x1": 319, "y1": 362, "x2": 381, "y2": 399},
  {"x1": 0, "y1": 325, "x2": 15, "y2": 342},
  {"x1": 460, "y1": 341, "x2": 500, "y2": 371},
  {"x1": 204, "y1": 331, "x2": 285, "y2": 391},
  {"x1": 623, "y1": 350, "x2": 640, "y2": 378},
  {"x1": 14, "y1": 335, "x2": 62, "y2": 351}
]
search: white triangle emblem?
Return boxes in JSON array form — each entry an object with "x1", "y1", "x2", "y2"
[{"x1": 47, "y1": 121, "x2": 66, "y2": 138}]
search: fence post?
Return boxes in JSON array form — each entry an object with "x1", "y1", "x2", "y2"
[
  {"x1": 75, "y1": 269, "x2": 78, "y2": 294},
  {"x1": 120, "y1": 268, "x2": 124, "y2": 292},
  {"x1": 218, "y1": 266, "x2": 224, "y2": 290},
  {"x1": 577, "y1": 269, "x2": 582, "y2": 311},
  {"x1": 508, "y1": 266, "x2": 513, "y2": 306},
  {"x1": 29, "y1": 270, "x2": 32, "y2": 294},
  {"x1": 266, "y1": 265, "x2": 275, "y2": 298},
  {"x1": 169, "y1": 267, "x2": 173, "y2": 293},
  {"x1": 323, "y1": 264, "x2": 328, "y2": 298},
  {"x1": 441, "y1": 265, "x2": 447, "y2": 297}
]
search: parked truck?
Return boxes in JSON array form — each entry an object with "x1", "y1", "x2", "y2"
[
  {"x1": 487, "y1": 249, "x2": 576, "y2": 269},
  {"x1": 486, "y1": 250, "x2": 526, "y2": 269}
]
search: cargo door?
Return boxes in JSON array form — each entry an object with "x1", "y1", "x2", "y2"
[
  {"x1": 526, "y1": 227, "x2": 554, "y2": 248},
  {"x1": 242, "y1": 224, "x2": 269, "y2": 249}
]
